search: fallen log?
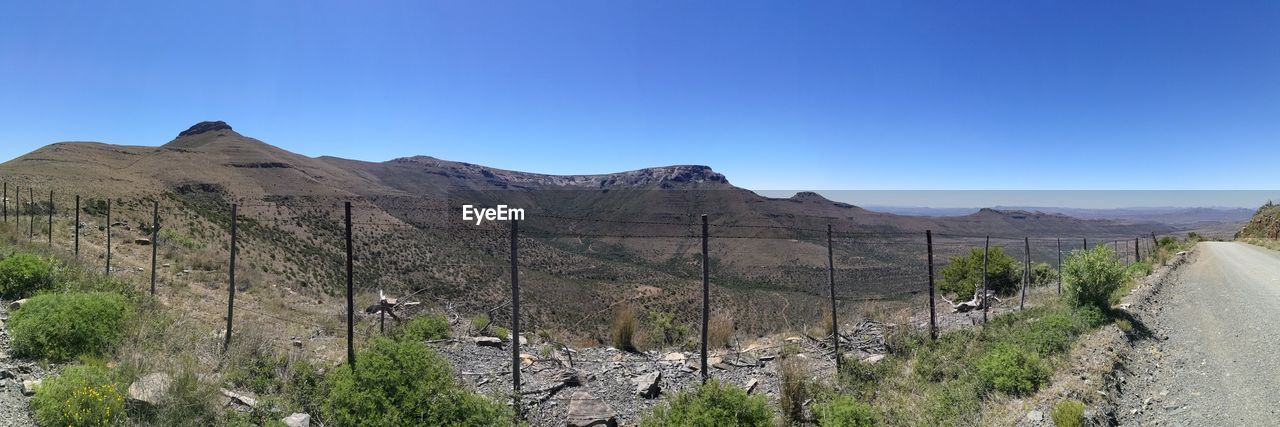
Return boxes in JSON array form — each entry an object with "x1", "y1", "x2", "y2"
[{"x1": 941, "y1": 290, "x2": 1001, "y2": 313}]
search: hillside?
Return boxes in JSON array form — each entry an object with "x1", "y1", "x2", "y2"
[
  {"x1": 1238, "y1": 201, "x2": 1280, "y2": 240},
  {"x1": 0, "y1": 122, "x2": 1177, "y2": 345}
]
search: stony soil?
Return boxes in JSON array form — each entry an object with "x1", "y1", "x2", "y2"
[
  {"x1": 0, "y1": 301, "x2": 38, "y2": 427},
  {"x1": 1114, "y1": 242, "x2": 1280, "y2": 425},
  {"x1": 434, "y1": 320, "x2": 887, "y2": 426}
]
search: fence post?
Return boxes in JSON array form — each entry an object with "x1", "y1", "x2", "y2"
[
  {"x1": 150, "y1": 200, "x2": 159, "y2": 296},
  {"x1": 982, "y1": 236, "x2": 989, "y2": 323},
  {"x1": 926, "y1": 230, "x2": 936, "y2": 340},
  {"x1": 224, "y1": 203, "x2": 237, "y2": 352},
  {"x1": 74, "y1": 196, "x2": 80, "y2": 259},
  {"x1": 827, "y1": 224, "x2": 840, "y2": 371},
  {"x1": 1083, "y1": 237, "x2": 1087, "y2": 250},
  {"x1": 1020, "y1": 237, "x2": 1029, "y2": 310},
  {"x1": 345, "y1": 202, "x2": 354, "y2": 369},
  {"x1": 1056, "y1": 238, "x2": 1062, "y2": 295},
  {"x1": 2, "y1": 182, "x2": 6, "y2": 224},
  {"x1": 29, "y1": 187, "x2": 34, "y2": 240},
  {"x1": 47, "y1": 190, "x2": 53, "y2": 247},
  {"x1": 1134, "y1": 237, "x2": 1140, "y2": 263},
  {"x1": 106, "y1": 199, "x2": 112, "y2": 275},
  {"x1": 700, "y1": 214, "x2": 710, "y2": 383},
  {"x1": 510, "y1": 218, "x2": 522, "y2": 419},
  {"x1": 1151, "y1": 232, "x2": 1158, "y2": 253}
]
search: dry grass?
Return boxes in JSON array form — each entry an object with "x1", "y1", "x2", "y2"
[
  {"x1": 611, "y1": 304, "x2": 640, "y2": 352},
  {"x1": 779, "y1": 355, "x2": 813, "y2": 424},
  {"x1": 708, "y1": 312, "x2": 734, "y2": 348}
]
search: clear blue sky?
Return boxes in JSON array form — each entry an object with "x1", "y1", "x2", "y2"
[{"x1": 2, "y1": 1, "x2": 1279, "y2": 196}]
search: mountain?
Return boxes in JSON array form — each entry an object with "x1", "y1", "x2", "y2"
[
  {"x1": 865, "y1": 205, "x2": 1253, "y2": 230},
  {"x1": 0, "y1": 122, "x2": 1178, "y2": 337},
  {"x1": 1237, "y1": 202, "x2": 1280, "y2": 240}
]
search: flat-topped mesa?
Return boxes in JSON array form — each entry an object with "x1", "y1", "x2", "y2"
[{"x1": 177, "y1": 121, "x2": 233, "y2": 138}]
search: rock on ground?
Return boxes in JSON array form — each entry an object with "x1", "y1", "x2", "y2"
[
  {"x1": 0, "y1": 301, "x2": 37, "y2": 426},
  {"x1": 127, "y1": 372, "x2": 173, "y2": 407}
]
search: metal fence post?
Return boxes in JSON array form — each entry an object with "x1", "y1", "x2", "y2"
[
  {"x1": 700, "y1": 214, "x2": 710, "y2": 383},
  {"x1": 828, "y1": 224, "x2": 840, "y2": 371},
  {"x1": 1056, "y1": 238, "x2": 1062, "y2": 295},
  {"x1": 1134, "y1": 237, "x2": 1140, "y2": 263},
  {"x1": 982, "y1": 236, "x2": 989, "y2": 323},
  {"x1": 345, "y1": 202, "x2": 354, "y2": 368},
  {"x1": 28, "y1": 187, "x2": 34, "y2": 240},
  {"x1": 47, "y1": 190, "x2": 53, "y2": 247},
  {"x1": 927, "y1": 230, "x2": 936, "y2": 340},
  {"x1": 74, "y1": 195, "x2": 80, "y2": 259},
  {"x1": 224, "y1": 203, "x2": 237, "y2": 352},
  {"x1": 510, "y1": 218, "x2": 522, "y2": 419},
  {"x1": 150, "y1": 200, "x2": 159, "y2": 296},
  {"x1": 106, "y1": 199, "x2": 112, "y2": 275},
  {"x1": 1020, "y1": 237, "x2": 1029, "y2": 310}
]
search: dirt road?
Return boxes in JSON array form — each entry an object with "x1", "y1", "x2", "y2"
[{"x1": 1120, "y1": 242, "x2": 1280, "y2": 425}]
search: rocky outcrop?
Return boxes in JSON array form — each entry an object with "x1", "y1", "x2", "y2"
[
  {"x1": 1238, "y1": 202, "x2": 1280, "y2": 240},
  {"x1": 177, "y1": 121, "x2": 233, "y2": 138},
  {"x1": 386, "y1": 156, "x2": 730, "y2": 189}
]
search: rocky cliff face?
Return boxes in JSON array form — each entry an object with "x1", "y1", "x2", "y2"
[
  {"x1": 1238, "y1": 202, "x2": 1280, "y2": 239},
  {"x1": 387, "y1": 156, "x2": 729, "y2": 189},
  {"x1": 177, "y1": 121, "x2": 233, "y2": 138}
]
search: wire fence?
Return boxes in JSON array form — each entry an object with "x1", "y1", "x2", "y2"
[{"x1": 0, "y1": 182, "x2": 1166, "y2": 419}]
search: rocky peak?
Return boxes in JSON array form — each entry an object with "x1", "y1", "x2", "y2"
[{"x1": 178, "y1": 121, "x2": 233, "y2": 138}]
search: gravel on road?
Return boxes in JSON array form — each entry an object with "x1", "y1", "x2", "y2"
[{"x1": 1118, "y1": 242, "x2": 1280, "y2": 426}]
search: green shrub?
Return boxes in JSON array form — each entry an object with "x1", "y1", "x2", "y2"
[
  {"x1": 977, "y1": 343, "x2": 1048, "y2": 396},
  {"x1": 1061, "y1": 246, "x2": 1126, "y2": 310},
  {"x1": 939, "y1": 247, "x2": 1020, "y2": 297},
  {"x1": 649, "y1": 310, "x2": 689, "y2": 348},
  {"x1": 814, "y1": 395, "x2": 880, "y2": 426},
  {"x1": 1051, "y1": 399, "x2": 1085, "y2": 427},
  {"x1": 470, "y1": 313, "x2": 490, "y2": 332},
  {"x1": 321, "y1": 338, "x2": 511, "y2": 426},
  {"x1": 31, "y1": 363, "x2": 126, "y2": 427},
  {"x1": 639, "y1": 379, "x2": 772, "y2": 427},
  {"x1": 0, "y1": 252, "x2": 56, "y2": 299},
  {"x1": 401, "y1": 313, "x2": 451, "y2": 341},
  {"x1": 10, "y1": 292, "x2": 131, "y2": 361},
  {"x1": 1125, "y1": 261, "x2": 1152, "y2": 278},
  {"x1": 1031, "y1": 262, "x2": 1057, "y2": 286}
]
